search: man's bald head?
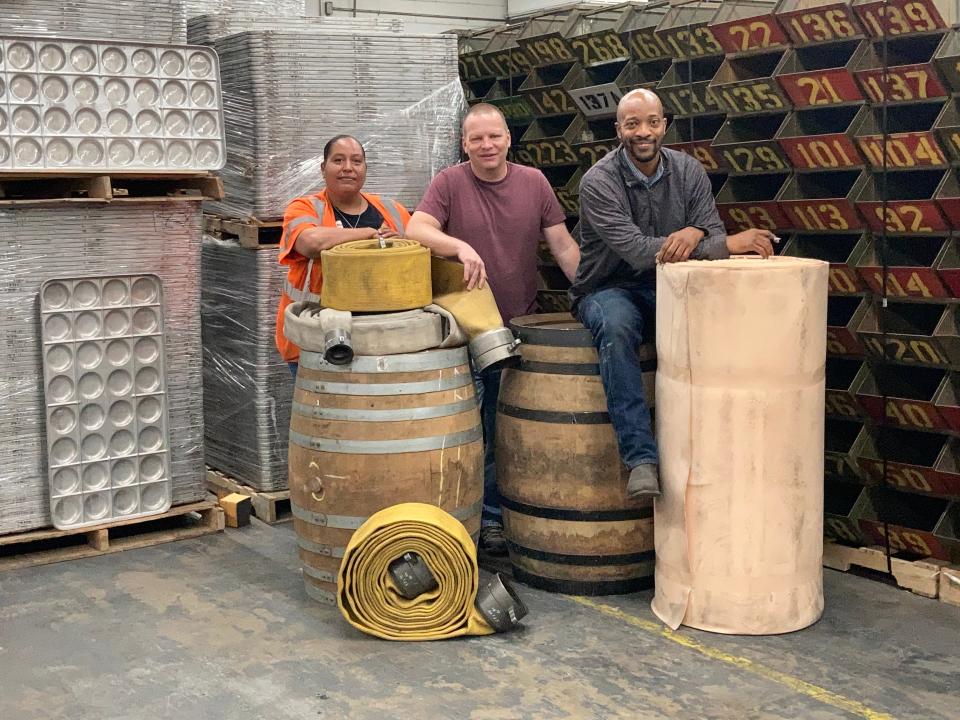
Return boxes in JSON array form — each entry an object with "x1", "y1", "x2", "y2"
[
  {"x1": 462, "y1": 103, "x2": 508, "y2": 134},
  {"x1": 615, "y1": 89, "x2": 667, "y2": 171},
  {"x1": 616, "y1": 89, "x2": 664, "y2": 123}
]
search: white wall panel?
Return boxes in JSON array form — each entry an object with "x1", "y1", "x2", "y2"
[
  {"x1": 324, "y1": 0, "x2": 507, "y2": 32},
  {"x1": 507, "y1": 0, "x2": 626, "y2": 19}
]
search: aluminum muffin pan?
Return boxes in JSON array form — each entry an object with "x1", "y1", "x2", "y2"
[
  {"x1": 0, "y1": 35, "x2": 225, "y2": 171},
  {"x1": 40, "y1": 274, "x2": 172, "y2": 530}
]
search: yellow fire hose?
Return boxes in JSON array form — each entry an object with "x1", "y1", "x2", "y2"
[
  {"x1": 320, "y1": 238, "x2": 432, "y2": 312},
  {"x1": 430, "y1": 256, "x2": 504, "y2": 337},
  {"x1": 430, "y1": 257, "x2": 521, "y2": 371},
  {"x1": 337, "y1": 503, "x2": 527, "y2": 641}
]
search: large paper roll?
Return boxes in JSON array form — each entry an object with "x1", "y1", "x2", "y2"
[{"x1": 652, "y1": 257, "x2": 828, "y2": 634}]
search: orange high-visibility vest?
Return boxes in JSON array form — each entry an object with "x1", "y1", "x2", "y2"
[{"x1": 275, "y1": 189, "x2": 411, "y2": 362}]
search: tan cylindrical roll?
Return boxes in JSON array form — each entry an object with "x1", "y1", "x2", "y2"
[{"x1": 652, "y1": 257, "x2": 828, "y2": 635}]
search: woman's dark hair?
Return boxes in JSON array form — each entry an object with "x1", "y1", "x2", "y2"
[{"x1": 323, "y1": 135, "x2": 365, "y2": 161}]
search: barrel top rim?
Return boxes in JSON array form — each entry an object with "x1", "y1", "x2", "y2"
[
  {"x1": 510, "y1": 313, "x2": 584, "y2": 330},
  {"x1": 510, "y1": 313, "x2": 593, "y2": 347}
]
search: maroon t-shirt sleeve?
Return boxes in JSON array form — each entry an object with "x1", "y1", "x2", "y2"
[
  {"x1": 415, "y1": 170, "x2": 451, "y2": 229},
  {"x1": 537, "y1": 170, "x2": 567, "y2": 229}
]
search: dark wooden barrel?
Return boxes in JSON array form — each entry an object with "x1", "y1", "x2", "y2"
[
  {"x1": 496, "y1": 313, "x2": 656, "y2": 595},
  {"x1": 288, "y1": 346, "x2": 483, "y2": 605}
]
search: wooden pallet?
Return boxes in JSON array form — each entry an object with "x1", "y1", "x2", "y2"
[
  {"x1": 0, "y1": 172, "x2": 224, "y2": 206},
  {"x1": 205, "y1": 468, "x2": 290, "y2": 524},
  {"x1": 0, "y1": 499, "x2": 224, "y2": 572},
  {"x1": 823, "y1": 541, "x2": 960, "y2": 603},
  {"x1": 203, "y1": 213, "x2": 283, "y2": 249}
]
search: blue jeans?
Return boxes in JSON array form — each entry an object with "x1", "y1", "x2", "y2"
[
  {"x1": 574, "y1": 285, "x2": 658, "y2": 469},
  {"x1": 288, "y1": 362, "x2": 298, "y2": 377},
  {"x1": 473, "y1": 364, "x2": 503, "y2": 528}
]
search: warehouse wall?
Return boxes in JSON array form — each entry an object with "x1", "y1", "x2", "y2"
[
  {"x1": 507, "y1": 0, "x2": 627, "y2": 19},
  {"x1": 306, "y1": 0, "x2": 507, "y2": 32},
  {"x1": 304, "y1": 1, "x2": 634, "y2": 33}
]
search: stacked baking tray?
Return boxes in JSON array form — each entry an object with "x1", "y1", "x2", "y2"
[
  {"x1": 204, "y1": 28, "x2": 462, "y2": 218},
  {"x1": 0, "y1": 203, "x2": 207, "y2": 534},
  {"x1": 0, "y1": 35, "x2": 226, "y2": 172},
  {"x1": 0, "y1": 1, "x2": 305, "y2": 45},
  {"x1": 40, "y1": 274, "x2": 173, "y2": 529},
  {"x1": 0, "y1": 1, "x2": 189, "y2": 43},
  {"x1": 200, "y1": 239, "x2": 292, "y2": 492},
  {"x1": 187, "y1": 13, "x2": 401, "y2": 45},
  {"x1": 183, "y1": 0, "x2": 305, "y2": 22}
]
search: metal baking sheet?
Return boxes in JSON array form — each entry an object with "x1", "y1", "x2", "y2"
[
  {"x1": 0, "y1": 35, "x2": 226, "y2": 172},
  {"x1": 40, "y1": 274, "x2": 172, "y2": 530}
]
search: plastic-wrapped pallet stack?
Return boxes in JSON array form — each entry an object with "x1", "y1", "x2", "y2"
[
  {"x1": 0, "y1": 1, "x2": 306, "y2": 45},
  {"x1": 197, "y1": 18, "x2": 464, "y2": 218},
  {"x1": 196, "y1": 14, "x2": 464, "y2": 494},
  {"x1": 200, "y1": 239, "x2": 292, "y2": 492},
  {"x1": 0, "y1": 205, "x2": 207, "y2": 534},
  {"x1": 0, "y1": 0, "x2": 238, "y2": 535},
  {"x1": 0, "y1": 1, "x2": 189, "y2": 42},
  {"x1": 187, "y1": 14, "x2": 402, "y2": 45},
  {"x1": 183, "y1": 0, "x2": 305, "y2": 19}
]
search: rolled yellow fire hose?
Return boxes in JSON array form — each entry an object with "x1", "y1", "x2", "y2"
[
  {"x1": 430, "y1": 256, "x2": 504, "y2": 339},
  {"x1": 321, "y1": 238, "x2": 432, "y2": 312},
  {"x1": 430, "y1": 256, "x2": 520, "y2": 371},
  {"x1": 337, "y1": 502, "x2": 495, "y2": 641}
]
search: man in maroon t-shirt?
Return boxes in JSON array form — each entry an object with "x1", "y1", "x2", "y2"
[{"x1": 406, "y1": 103, "x2": 580, "y2": 555}]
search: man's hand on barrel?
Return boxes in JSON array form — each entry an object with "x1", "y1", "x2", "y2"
[
  {"x1": 725, "y1": 228, "x2": 776, "y2": 259},
  {"x1": 656, "y1": 226, "x2": 704, "y2": 264}
]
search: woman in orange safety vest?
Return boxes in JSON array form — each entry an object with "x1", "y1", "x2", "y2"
[{"x1": 276, "y1": 135, "x2": 411, "y2": 372}]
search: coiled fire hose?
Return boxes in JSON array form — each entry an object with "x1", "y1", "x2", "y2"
[
  {"x1": 284, "y1": 303, "x2": 467, "y2": 363},
  {"x1": 320, "y1": 238, "x2": 432, "y2": 312},
  {"x1": 337, "y1": 503, "x2": 528, "y2": 641}
]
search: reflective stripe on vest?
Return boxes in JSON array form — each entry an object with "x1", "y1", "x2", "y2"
[
  {"x1": 378, "y1": 196, "x2": 407, "y2": 234},
  {"x1": 283, "y1": 198, "x2": 327, "y2": 303}
]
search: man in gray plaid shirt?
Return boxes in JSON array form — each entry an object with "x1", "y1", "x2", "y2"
[{"x1": 570, "y1": 89, "x2": 777, "y2": 499}]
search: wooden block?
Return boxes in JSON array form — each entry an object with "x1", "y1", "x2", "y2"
[
  {"x1": 940, "y1": 566, "x2": 960, "y2": 607},
  {"x1": 822, "y1": 541, "x2": 859, "y2": 571},
  {"x1": 220, "y1": 493, "x2": 252, "y2": 528},
  {"x1": 202, "y1": 175, "x2": 225, "y2": 201},
  {"x1": 203, "y1": 214, "x2": 222, "y2": 234},
  {"x1": 249, "y1": 492, "x2": 277, "y2": 524},
  {"x1": 87, "y1": 528, "x2": 109, "y2": 552},
  {"x1": 889, "y1": 556, "x2": 942, "y2": 599}
]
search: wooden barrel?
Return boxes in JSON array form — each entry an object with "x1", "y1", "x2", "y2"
[
  {"x1": 289, "y1": 346, "x2": 483, "y2": 605},
  {"x1": 496, "y1": 313, "x2": 656, "y2": 595}
]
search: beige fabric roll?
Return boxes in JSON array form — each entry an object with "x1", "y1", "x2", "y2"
[{"x1": 652, "y1": 257, "x2": 828, "y2": 635}]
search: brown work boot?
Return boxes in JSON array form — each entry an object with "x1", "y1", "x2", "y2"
[
  {"x1": 479, "y1": 524, "x2": 508, "y2": 556},
  {"x1": 627, "y1": 464, "x2": 660, "y2": 499}
]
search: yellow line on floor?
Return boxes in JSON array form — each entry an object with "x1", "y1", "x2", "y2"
[{"x1": 571, "y1": 596, "x2": 896, "y2": 720}]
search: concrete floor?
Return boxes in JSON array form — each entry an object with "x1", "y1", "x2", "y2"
[{"x1": 1, "y1": 520, "x2": 957, "y2": 720}]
